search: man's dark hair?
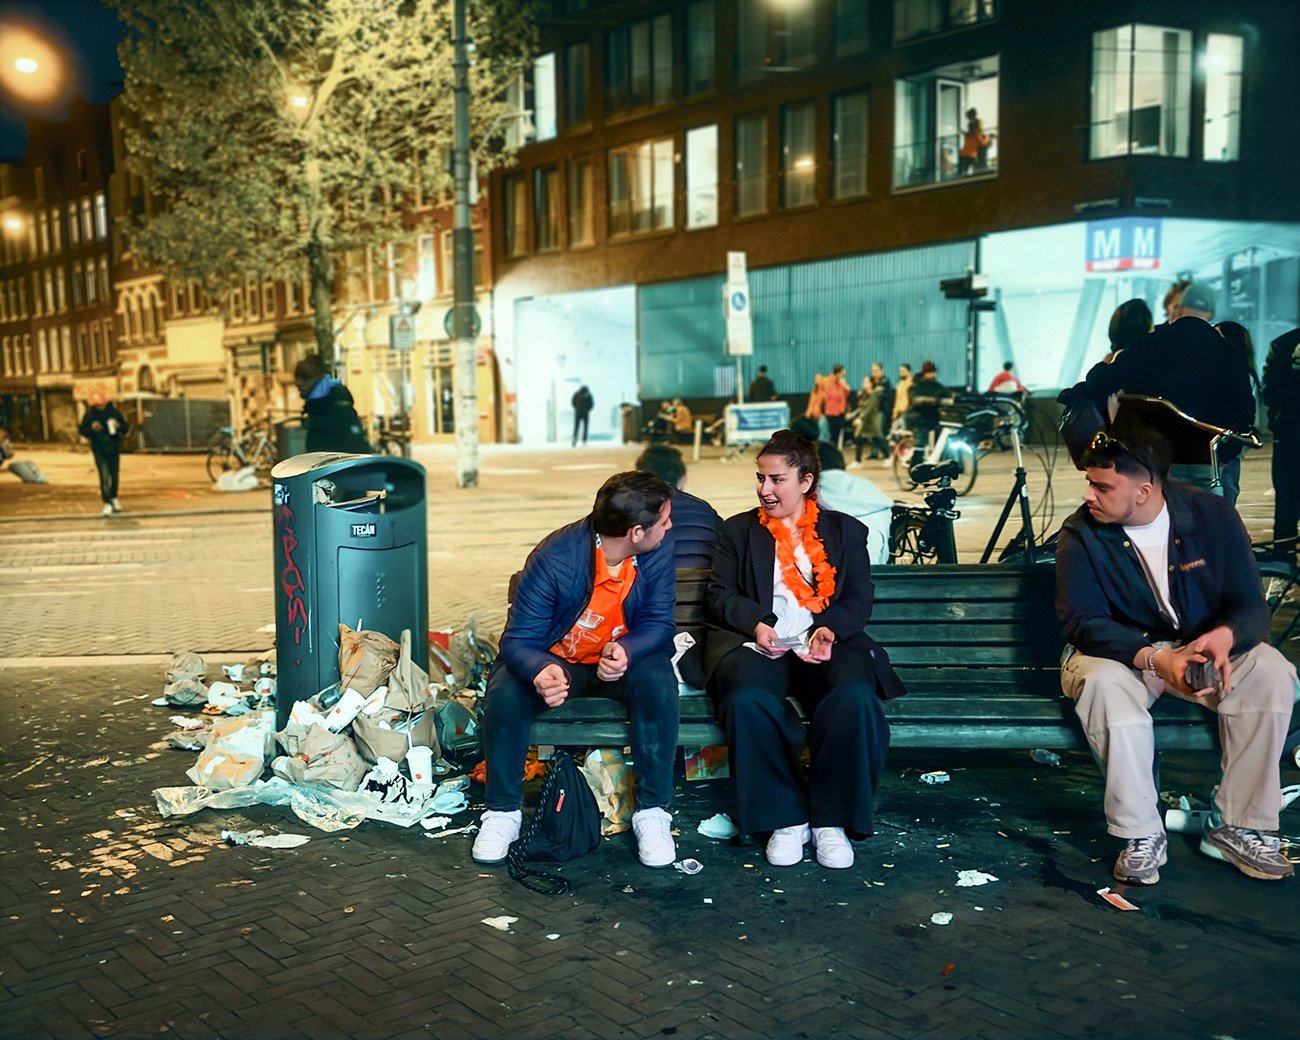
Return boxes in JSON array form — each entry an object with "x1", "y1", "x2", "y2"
[
  {"x1": 758, "y1": 429, "x2": 821, "y2": 495},
  {"x1": 1080, "y1": 422, "x2": 1172, "y2": 485},
  {"x1": 592, "y1": 470, "x2": 672, "y2": 536},
  {"x1": 790, "y1": 416, "x2": 820, "y2": 441},
  {"x1": 635, "y1": 444, "x2": 686, "y2": 487},
  {"x1": 899, "y1": 363, "x2": 912, "y2": 375},
  {"x1": 1108, "y1": 298, "x2": 1153, "y2": 351},
  {"x1": 1002, "y1": 361, "x2": 1015, "y2": 372},
  {"x1": 816, "y1": 440, "x2": 845, "y2": 472},
  {"x1": 294, "y1": 353, "x2": 327, "y2": 382},
  {"x1": 757, "y1": 365, "x2": 768, "y2": 374}
]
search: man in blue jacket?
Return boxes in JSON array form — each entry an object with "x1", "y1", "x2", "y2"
[
  {"x1": 1056, "y1": 423, "x2": 1295, "y2": 884},
  {"x1": 473, "y1": 471, "x2": 679, "y2": 868}
]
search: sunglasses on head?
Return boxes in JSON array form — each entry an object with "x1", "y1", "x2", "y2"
[{"x1": 1089, "y1": 430, "x2": 1128, "y2": 453}]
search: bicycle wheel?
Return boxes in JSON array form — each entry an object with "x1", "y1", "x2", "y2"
[
  {"x1": 249, "y1": 440, "x2": 276, "y2": 479},
  {"x1": 891, "y1": 434, "x2": 917, "y2": 491},
  {"x1": 945, "y1": 440, "x2": 978, "y2": 496},
  {"x1": 206, "y1": 443, "x2": 241, "y2": 482}
]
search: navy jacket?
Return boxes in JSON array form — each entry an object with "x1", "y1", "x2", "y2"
[
  {"x1": 670, "y1": 488, "x2": 722, "y2": 571},
  {"x1": 303, "y1": 379, "x2": 372, "y2": 454},
  {"x1": 704, "y1": 507, "x2": 905, "y2": 698},
  {"x1": 1055, "y1": 481, "x2": 1270, "y2": 665},
  {"x1": 499, "y1": 517, "x2": 676, "y2": 686},
  {"x1": 1262, "y1": 328, "x2": 1300, "y2": 440},
  {"x1": 1081, "y1": 317, "x2": 1255, "y2": 460}
]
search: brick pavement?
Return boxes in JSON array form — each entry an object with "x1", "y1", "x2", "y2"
[{"x1": 0, "y1": 664, "x2": 1297, "y2": 1039}]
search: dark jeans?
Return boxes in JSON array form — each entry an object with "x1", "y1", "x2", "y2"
[
  {"x1": 483, "y1": 652, "x2": 679, "y2": 811},
  {"x1": 572, "y1": 413, "x2": 589, "y2": 445},
  {"x1": 708, "y1": 643, "x2": 889, "y2": 835},
  {"x1": 92, "y1": 449, "x2": 120, "y2": 503},
  {"x1": 826, "y1": 414, "x2": 847, "y2": 449},
  {"x1": 1274, "y1": 437, "x2": 1300, "y2": 554}
]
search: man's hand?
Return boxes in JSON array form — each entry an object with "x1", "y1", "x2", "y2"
[
  {"x1": 534, "y1": 663, "x2": 570, "y2": 708},
  {"x1": 753, "y1": 623, "x2": 789, "y2": 659},
  {"x1": 1185, "y1": 625, "x2": 1234, "y2": 696},
  {"x1": 1152, "y1": 642, "x2": 1220, "y2": 698},
  {"x1": 796, "y1": 626, "x2": 835, "y2": 664},
  {"x1": 597, "y1": 641, "x2": 629, "y2": 682}
]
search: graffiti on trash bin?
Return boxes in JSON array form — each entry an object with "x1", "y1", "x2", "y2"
[{"x1": 277, "y1": 503, "x2": 309, "y2": 645}]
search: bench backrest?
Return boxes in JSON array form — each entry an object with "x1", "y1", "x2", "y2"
[{"x1": 675, "y1": 563, "x2": 1063, "y2": 676}]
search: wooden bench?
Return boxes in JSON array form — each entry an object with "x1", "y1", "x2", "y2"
[{"x1": 528, "y1": 564, "x2": 1218, "y2": 752}]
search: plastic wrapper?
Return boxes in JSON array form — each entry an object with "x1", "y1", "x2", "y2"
[{"x1": 152, "y1": 777, "x2": 373, "y2": 832}]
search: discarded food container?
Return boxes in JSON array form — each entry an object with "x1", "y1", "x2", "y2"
[
  {"x1": 919, "y1": 771, "x2": 950, "y2": 785},
  {"x1": 405, "y1": 744, "x2": 434, "y2": 785},
  {"x1": 674, "y1": 858, "x2": 703, "y2": 875},
  {"x1": 1029, "y1": 748, "x2": 1062, "y2": 767}
]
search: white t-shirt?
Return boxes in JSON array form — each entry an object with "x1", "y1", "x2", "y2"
[
  {"x1": 1123, "y1": 503, "x2": 1179, "y2": 627},
  {"x1": 746, "y1": 540, "x2": 815, "y2": 655}
]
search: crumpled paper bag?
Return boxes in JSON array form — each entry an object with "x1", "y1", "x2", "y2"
[
  {"x1": 351, "y1": 710, "x2": 438, "y2": 766},
  {"x1": 273, "y1": 723, "x2": 367, "y2": 791},
  {"x1": 338, "y1": 624, "x2": 399, "y2": 697},
  {"x1": 579, "y1": 748, "x2": 636, "y2": 836},
  {"x1": 186, "y1": 749, "x2": 263, "y2": 790},
  {"x1": 386, "y1": 629, "x2": 432, "y2": 712}
]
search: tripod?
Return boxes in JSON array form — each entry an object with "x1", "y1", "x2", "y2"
[{"x1": 979, "y1": 397, "x2": 1036, "y2": 564}]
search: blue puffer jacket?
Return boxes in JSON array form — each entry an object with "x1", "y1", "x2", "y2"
[
  {"x1": 499, "y1": 517, "x2": 677, "y2": 686},
  {"x1": 1055, "y1": 480, "x2": 1270, "y2": 664}
]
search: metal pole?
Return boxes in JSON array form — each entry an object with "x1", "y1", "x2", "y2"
[{"x1": 452, "y1": 0, "x2": 478, "y2": 488}]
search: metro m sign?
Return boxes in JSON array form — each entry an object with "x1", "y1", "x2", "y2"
[{"x1": 1085, "y1": 217, "x2": 1162, "y2": 272}]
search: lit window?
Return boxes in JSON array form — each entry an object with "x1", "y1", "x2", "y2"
[
  {"x1": 80, "y1": 198, "x2": 93, "y2": 242},
  {"x1": 782, "y1": 103, "x2": 817, "y2": 209},
  {"x1": 1090, "y1": 24, "x2": 1191, "y2": 159},
  {"x1": 735, "y1": 114, "x2": 768, "y2": 217},
  {"x1": 686, "y1": 125, "x2": 719, "y2": 229},
  {"x1": 894, "y1": 54, "x2": 999, "y2": 189},
  {"x1": 533, "y1": 54, "x2": 557, "y2": 141},
  {"x1": 51, "y1": 207, "x2": 63, "y2": 253},
  {"x1": 568, "y1": 158, "x2": 594, "y2": 247},
  {"x1": 1203, "y1": 33, "x2": 1242, "y2": 162},
  {"x1": 534, "y1": 166, "x2": 560, "y2": 252},
  {"x1": 737, "y1": 0, "x2": 814, "y2": 83},
  {"x1": 56, "y1": 268, "x2": 67, "y2": 311},
  {"x1": 503, "y1": 175, "x2": 528, "y2": 258},
  {"x1": 607, "y1": 137, "x2": 674, "y2": 237},
  {"x1": 71, "y1": 262, "x2": 84, "y2": 308},
  {"x1": 94, "y1": 192, "x2": 108, "y2": 239},
  {"x1": 67, "y1": 202, "x2": 79, "y2": 246},
  {"x1": 832, "y1": 91, "x2": 869, "y2": 198}
]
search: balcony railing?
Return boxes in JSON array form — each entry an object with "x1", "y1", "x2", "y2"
[{"x1": 893, "y1": 126, "x2": 999, "y2": 190}]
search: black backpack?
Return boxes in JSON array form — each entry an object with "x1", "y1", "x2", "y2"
[{"x1": 506, "y1": 750, "x2": 602, "y2": 895}]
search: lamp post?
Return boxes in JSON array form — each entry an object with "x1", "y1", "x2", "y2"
[{"x1": 451, "y1": 0, "x2": 478, "y2": 488}]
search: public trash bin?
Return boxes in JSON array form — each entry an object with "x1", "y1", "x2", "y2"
[
  {"x1": 275, "y1": 417, "x2": 308, "y2": 460},
  {"x1": 271, "y1": 452, "x2": 429, "y2": 730},
  {"x1": 620, "y1": 402, "x2": 641, "y2": 444}
]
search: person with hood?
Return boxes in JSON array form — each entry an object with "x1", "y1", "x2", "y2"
[
  {"x1": 78, "y1": 388, "x2": 129, "y2": 516},
  {"x1": 293, "y1": 354, "x2": 372, "y2": 454}
]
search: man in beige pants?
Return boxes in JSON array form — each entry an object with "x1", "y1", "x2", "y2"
[{"x1": 1056, "y1": 422, "x2": 1296, "y2": 884}]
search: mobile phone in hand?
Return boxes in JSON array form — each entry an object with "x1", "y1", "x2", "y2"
[{"x1": 1184, "y1": 659, "x2": 1223, "y2": 694}]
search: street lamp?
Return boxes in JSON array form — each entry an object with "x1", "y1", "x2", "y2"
[{"x1": 0, "y1": 21, "x2": 65, "y2": 106}]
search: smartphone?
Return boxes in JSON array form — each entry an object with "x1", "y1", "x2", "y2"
[{"x1": 1185, "y1": 659, "x2": 1223, "y2": 694}]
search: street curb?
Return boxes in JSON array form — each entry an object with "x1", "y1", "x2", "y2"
[{"x1": 0, "y1": 505, "x2": 270, "y2": 525}]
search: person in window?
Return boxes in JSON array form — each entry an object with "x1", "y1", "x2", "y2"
[
  {"x1": 704, "y1": 429, "x2": 903, "y2": 870},
  {"x1": 960, "y1": 108, "x2": 991, "y2": 175},
  {"x1": 294, "y1": 354, "x2": 372, "y2": 454}
]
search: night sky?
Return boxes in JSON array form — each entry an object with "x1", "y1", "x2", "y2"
[{"x1": 0, "y1": 0, "x2": 125, "y2": 163}]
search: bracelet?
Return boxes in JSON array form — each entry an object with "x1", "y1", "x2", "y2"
[{"x1": 1143, "y1": 647, "x2": 1160, "y2": 674}]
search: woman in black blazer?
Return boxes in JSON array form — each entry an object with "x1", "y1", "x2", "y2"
[{"x1": 704, "y1": 430, "x2": 902, "y2": 869}]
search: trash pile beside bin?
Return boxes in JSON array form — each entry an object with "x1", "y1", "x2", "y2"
[{"x1": 152, "y1": 617, "x2": 497, "y2": 835}]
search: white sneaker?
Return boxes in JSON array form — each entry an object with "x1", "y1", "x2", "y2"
[
  {"x1": 848, "y1": 461, "x2": 862, "y2": 469},
  {"x1": 111, "y1": 498, "x2": 123, "y2": 512},
  {"x1": 471, "y1": 809, "x2": 521, "y2": 864},
  {"x1": 766, "y1": 823, "x2": 811, "y2": 866},
  {"x1": 100, "y1": 503, "x2": 114, "y2": 516},
  {"x1": 632, "y1": 807, "x2": 675, "y2": 868},
  {"x1": 811, "y1": 827, "x2": 854, "y2": 869}
]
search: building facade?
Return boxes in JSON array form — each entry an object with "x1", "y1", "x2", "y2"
[{"x1": 487, "y1": 0, "x2": 1300, "y2": 444}]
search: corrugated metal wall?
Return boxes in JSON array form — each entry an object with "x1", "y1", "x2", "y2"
[{"x1": 639, "y1": 239, "x2": 977, "y2": 399}]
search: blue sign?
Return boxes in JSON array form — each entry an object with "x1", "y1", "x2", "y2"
[
  {"x1": 729, "y1": 289, "x2": 748, "y2": 313},
  {"x1": 1086, "y1": 217, "x2": 1162, "y2": 272}
]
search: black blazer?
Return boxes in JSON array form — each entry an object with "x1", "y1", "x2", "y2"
[{"x1": 703, "y1": 507, "x2": 906, "y2": 699}]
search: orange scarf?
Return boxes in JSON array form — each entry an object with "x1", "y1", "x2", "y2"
[{"x1": 758, "y1": 498, "x2": 836, "y2": 612}]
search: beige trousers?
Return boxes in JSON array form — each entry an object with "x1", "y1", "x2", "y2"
[{"x1": 1061, "y1": 643, "x2": 1297, "y2": 838}]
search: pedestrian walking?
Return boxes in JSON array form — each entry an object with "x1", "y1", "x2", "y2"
[
  {"x1": 294, "y1": 354, "x2": 372, "y2": 454},
  {"x1": 572, "y1": 384, "x2": 594, "y2": 446},
  {"x1": 78, "y1": 389, "x2": 129, "y2": 516}
]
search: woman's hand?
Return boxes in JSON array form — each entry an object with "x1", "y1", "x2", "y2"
[
  {"x1": 797, "y1": 627, "x2": 835, "y2": 664},
  {"x1": 754, "y1": 623, "x2": 789, "y2": 658}
]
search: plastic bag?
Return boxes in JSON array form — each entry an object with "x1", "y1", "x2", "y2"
[{"x1": 152, "y1": 777, "x2": 373, "y2": 832}]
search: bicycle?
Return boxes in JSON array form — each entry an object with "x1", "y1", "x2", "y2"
[
  {"x1": 206, "y1": 420, "x2": 277, "y2": 482},
  {"x1": 374, "y1": 414, "x2": 412, "y2": 458},
  {"x1": 888, "y1": 460, "x2": 961, "y2": 564}
]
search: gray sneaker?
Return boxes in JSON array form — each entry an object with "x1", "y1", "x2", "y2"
[
  {"x1": 1200, "y1": 823, "x2": 1295, "y2": 881},
  {"x1": 1113, "y1": 832, "x2": 1168, "y2": 885}
]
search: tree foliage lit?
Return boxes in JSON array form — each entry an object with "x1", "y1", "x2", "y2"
[{"x1": 110, "y1": 0, "x2": 537, "y2": 362}]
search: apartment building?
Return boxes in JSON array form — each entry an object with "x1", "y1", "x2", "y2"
[{"x1": 487, "y1": 0, "x2": 1300, "y2": 444}]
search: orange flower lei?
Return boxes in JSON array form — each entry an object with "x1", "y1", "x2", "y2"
[{"x1": 758, "y1": 498, "x2": 837, "y2": 612}]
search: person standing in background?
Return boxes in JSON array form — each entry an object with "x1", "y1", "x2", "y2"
[
  {"x1": 294, "y1": 354, "x2": 373, "y2": 454},
  {"x1": 748, "y1": 366, "x2": 777, "y2": 402},
  {"x1": 891, "y1": 364, "x2": 913, "y2": 432},
  {"x1": 823, "y1": 365, "x2": 851, "y2": 449},
  {"x1": 987, "y1": 361, "x2": 1027, "y2": 395},
  {"x1": 1262, "y1": 328, "x2": 1300, "y2": 560},
  {"x1": 79, "y1": 389, "x2": 129, "y2": 516},
  {"x1": 571, "y1": 384, "x2": 594, "y2": 446}
]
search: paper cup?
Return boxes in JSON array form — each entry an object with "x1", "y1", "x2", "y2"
[
  {"x1": 405, "y1": 744, "x2": 434, "y2": 785},
  {"x1": 324, "y1": 687, "x2": 367, "y2": 732}
]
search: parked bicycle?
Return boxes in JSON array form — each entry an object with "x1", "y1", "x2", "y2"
[
  {"x1": 890, "y1": 393, "x2": 1025, "y2": 497},
  {"x1": 374, "y1": 414, "x2": 412, "y2": 458},
  {"x1": 888, "y1": 460, "x2": 961, "y2": 564},
  {"x1": 205, "y1": 420, "x2": 278, "y2": 482}
]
